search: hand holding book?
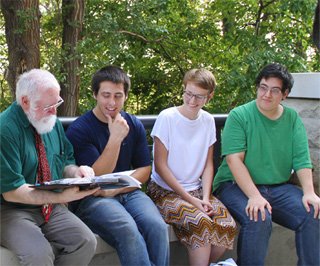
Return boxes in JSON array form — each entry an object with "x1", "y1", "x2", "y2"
[{"x1": 30, "y1": 170, "x2": 141, "y2": 191}]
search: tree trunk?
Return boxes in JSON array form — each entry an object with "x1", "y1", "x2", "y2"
[
  {"x1": 1, "y1": 0, "x2": 40, "y2": 99},
  {"x1": 59, "y1": 0, "x2": 85, "y2": 116}
]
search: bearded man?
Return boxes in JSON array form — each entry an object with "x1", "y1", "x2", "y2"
[{"x1": 0, "y1": 69, "x2": 99, "y2": 266}]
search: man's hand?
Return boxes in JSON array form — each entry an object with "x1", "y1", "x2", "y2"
[
  {"x1": 106, "y1": 113, "x2": 129, "y2": 142},
  {"x1": 74, "y1": 165, "x2": 95, "y2": 178},
  {"x1": 91, "y1": 113, "x2": 130, "y2": 176},
  {"x1": 302, "y1": 193, "x2": 320, "y2": 219},
  {"x1": 59, "y1": 186, "x2": 100, "y2": 203},
  {"x1": 296, "y1": 168, "x2": 320, "y2": 219},
  {"x1": 63, "y1": 165, "x2": 95, "y2": 179},
  {"x1": 246, "y1": 195, "x2": 272, "y2": 222},
  {"x1": 2, "y1": 183, "x2": 100, "y2": 205}
]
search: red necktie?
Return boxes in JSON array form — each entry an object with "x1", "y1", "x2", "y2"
[{"x1": 34, "y1": 130, "x2": 53, "y2": 223}]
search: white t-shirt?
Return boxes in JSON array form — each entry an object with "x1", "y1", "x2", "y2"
[{"x1": 151, "y1": 107, "x2": 216, "y2": 191}]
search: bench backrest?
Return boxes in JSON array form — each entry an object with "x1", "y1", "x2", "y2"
[{"x1": 59, "y1": 114, "x2": 228, "y2": 173}]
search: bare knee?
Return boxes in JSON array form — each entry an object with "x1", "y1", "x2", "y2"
[
  {"x1": 210, "y1": 245, "x2": 227, "y2": 262},
  {"x1": 187, "y1": 245, "x2": 211, "y2": 266}
]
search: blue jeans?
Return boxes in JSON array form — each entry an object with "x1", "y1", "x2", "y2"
[
  {"x1": 214, "y1": 182, "x2": 320, "y2": 266},
  {"x1": 69, "y1": 190, "x2": 169, "y2": 266}
]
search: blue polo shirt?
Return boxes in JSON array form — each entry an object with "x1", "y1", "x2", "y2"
[{"x1": 66, "y1": 110, "x2": 151, "y2": 171}]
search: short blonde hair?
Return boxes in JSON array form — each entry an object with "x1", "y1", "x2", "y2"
[{"x1": 183, "y1": 68, "x2": 216, "y2": 93}]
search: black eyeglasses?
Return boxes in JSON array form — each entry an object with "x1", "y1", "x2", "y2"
[{"x1": 183, "y1": 90, "x2": 208, "y2": 101}]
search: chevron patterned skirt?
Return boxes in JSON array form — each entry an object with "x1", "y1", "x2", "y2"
[{"x1": 147, "y1": 181, "x2": 237, "y2": 250}]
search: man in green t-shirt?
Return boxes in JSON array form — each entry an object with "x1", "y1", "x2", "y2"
[
  {"x1": 0, "y1": 69, "x2": 99, "y2": 265},
  {"x1": 213, "y1": 63, "x2": 319, "y2": 266}
]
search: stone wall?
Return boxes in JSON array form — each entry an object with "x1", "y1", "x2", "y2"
[{"x1": 282, "y1": 73, "x2": 320, "y2": 193}]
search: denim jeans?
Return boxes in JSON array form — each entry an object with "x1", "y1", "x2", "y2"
[
  {"x1": 69, "y1": 189, "x2": 170, "y2": 266},
  {"x1": 214, "y1": 182, "x2": 320, "y2": 266}
]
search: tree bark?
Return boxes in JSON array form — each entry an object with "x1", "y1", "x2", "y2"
[
  {"x1": 312, "y1": 1, "x2": 319, "y2": 50},
  {"x1": 1, "y1": 0, "x2": 40, "y2": 99},
  {"x1": 59, "y1": 0, "x2": 85, "y2": 116}
]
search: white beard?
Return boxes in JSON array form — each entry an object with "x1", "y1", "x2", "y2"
[{"x1": 27, "y1": 109, "x2": 57, "y2": 134}]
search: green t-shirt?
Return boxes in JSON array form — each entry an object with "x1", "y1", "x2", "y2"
[
  {"x1": 0, "y1": 102, "x2": 75, "y2": 205},
  {"x1": 213, "y1": 100, "x2": 312, "y2": 192}
]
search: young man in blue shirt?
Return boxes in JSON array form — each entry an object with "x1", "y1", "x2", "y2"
[{"x1": 66, "y1": 65, "x2": 169, "y2": 266}]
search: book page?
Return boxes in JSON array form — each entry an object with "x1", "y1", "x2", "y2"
[
  {"x1": 29, "y1": 170, "x2": 140, "y2": 190},
  {"x1": 96, "y1": 170, "x2": 141, "y2": 188}
]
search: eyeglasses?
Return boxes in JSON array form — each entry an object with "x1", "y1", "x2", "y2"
[
  {"x1": 258, "y1": 85, "x2": 282, "y2": 96},
  {"x1": 43, "y1": 98, "x2": 64, "y2": 111},
  {"x1": 183, "y1": 90, "x2": 208, "y2": 101}
]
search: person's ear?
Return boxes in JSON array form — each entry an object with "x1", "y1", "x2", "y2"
[
  {"x1": 21, "y1": 96, "x2": 30, "y2": 111},
  {"x1": 282, "y1": 89, "x2": 289, "y2": 100},
  {"x1": 206, "y1": 91, "x2": 214, "y2": 103}
]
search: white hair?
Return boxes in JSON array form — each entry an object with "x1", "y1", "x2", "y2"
[{"x1": 16, "y1": 69, "x2": 60, "y2": 105}]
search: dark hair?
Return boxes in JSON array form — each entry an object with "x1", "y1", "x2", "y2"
[
  {"x1": 255, "y1": 63, "x2": 294, "y2": 93},
  {"x1": 91, "y1": 65, "x2": 131, "y2": 96}
]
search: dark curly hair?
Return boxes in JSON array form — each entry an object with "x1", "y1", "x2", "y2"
[{"x1": 255, "y1": 63, "x2": 294, "y2": 94}]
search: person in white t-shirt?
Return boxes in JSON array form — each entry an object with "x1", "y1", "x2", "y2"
[{"x1": 147, "y1": 68, "x2": 237, "y2": 266}]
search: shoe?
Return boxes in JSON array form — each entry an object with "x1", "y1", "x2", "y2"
[{"x1": 210, "y1": 258, "x2": 237, "y2": 266}]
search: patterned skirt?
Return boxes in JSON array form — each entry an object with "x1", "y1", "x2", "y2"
[{"x1": 147, "y1": 181, "x2": 237, "y2": 250}]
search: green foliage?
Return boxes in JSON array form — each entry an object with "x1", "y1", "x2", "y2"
[
  {"x1": 1, "y1": 0, "x2": 318, "y2": 114},
  {"x1": 39, "y1": 0, "x2": 64, "y2": 79},
  {"x1": 0, "y1": 10, "x2": 12, "y2": 110}
]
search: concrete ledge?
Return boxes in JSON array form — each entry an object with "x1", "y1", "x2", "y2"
[
  {"x1": 0, "y1": 247, "x2": 19, "y2": 266},
  {"x1": 289, "y1": 73, "x2": 320, "y2": 99},
  {"x1": 0, "y1": 223, "x2": 296, "y2": 266}
]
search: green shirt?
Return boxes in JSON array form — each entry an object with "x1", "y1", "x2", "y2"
[
  {"x1": 213, "y1": 100, "x2": 312, "y2": 192},
  {"x1": 0, "y1": 102, "x2": 75, "y2": 205}
]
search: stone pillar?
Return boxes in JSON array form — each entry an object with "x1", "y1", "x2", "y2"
[{"x1": 282, "y1": 73, "x2": 320, "y2": 193}]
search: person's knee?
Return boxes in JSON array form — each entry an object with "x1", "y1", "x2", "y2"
[
  {"x1": 155, "y1": 219, "x2": 169, "y2": 233},
  {"x1": 143, "y1": 217, "x2": 169, "y2": 239},
  {"x1": 112, "y1": 226, "x2": 147, "y2": 254},
  {"x1": 118, "y1": 224, "x2": 142, "y2": 243},
  {"x1": 241, "y1": 214, "x2": 272, "y2": 232},
  {"x1": 83, "y1": 231, "x2": 97, "y2": 254},
  {"x1": 306, "y1": 207, "x2": 320, "y2": 224},
  {"x1": 154, "y1": 221, "x2": 170, "y2": 242},
  {"x1": 72, "y1": 230, "x2": 97, "y2": 254},
  {"x1": 298, "y1": 207, "x2": 320, "y2": 233}
]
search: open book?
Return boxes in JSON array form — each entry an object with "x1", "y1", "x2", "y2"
[{"x1": 29, "y1": 170, "x2": 141, "y2": 191}]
